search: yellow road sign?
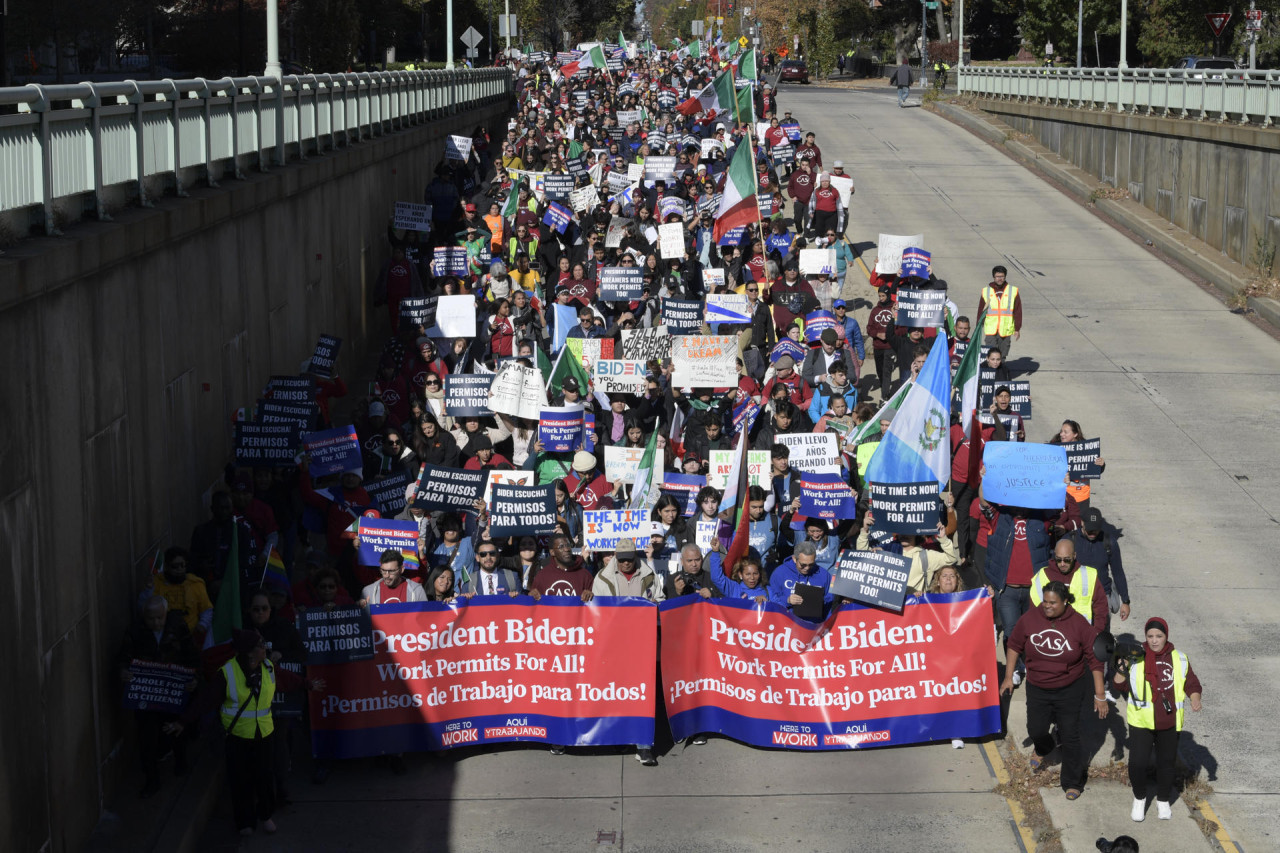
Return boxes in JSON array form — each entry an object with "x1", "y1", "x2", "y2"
[{"x1": 739, "y1": 36, "x2": 748, "y2": 47}]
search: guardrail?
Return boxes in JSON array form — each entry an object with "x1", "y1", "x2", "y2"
[
  {"x1": 0, "y1": 68, "x2": 513, "y2": 234},
  {"x1": 958, "y1": 66, "x2": 1280, "y2": 129}
]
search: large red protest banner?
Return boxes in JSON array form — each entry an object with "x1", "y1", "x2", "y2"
[
  {"x1": 659, "y1": 591, "x2": 1001, "y2": 749},
  {"x1": 310, "y1": 597, "x2": 657, "y2": 758}
]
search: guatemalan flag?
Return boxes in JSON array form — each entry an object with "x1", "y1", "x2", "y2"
[{"x1": 863, "y1": 335, "x2": 952, "y2": 490}]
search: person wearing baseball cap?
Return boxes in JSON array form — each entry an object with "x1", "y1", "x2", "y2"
[
  {"x1": 1111, "y1": 617, "x2": 1203, "y2": 821},
  {"x1": 1069, "y1": 508, "x2": 1130, "y2": 625}
]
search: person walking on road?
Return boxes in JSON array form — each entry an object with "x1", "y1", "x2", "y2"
[
  {"x1": 891, "y1": 62, "x2": 913, "y2": 107},
  {"x1": 1001, "y1": 582, "x2": 1108, "y2": 801},
  {"x1": 1112, "y1": 617, "x2": 1203, "y2": 822},
  {"x1": 977, "y1": 265, "x2": 1022, "y2": 358}
]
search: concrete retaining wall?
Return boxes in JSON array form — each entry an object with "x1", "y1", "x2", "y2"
[
  {"x1": 0, "y1": 97, "x2": 510, "y2": 853},
  {"x1": 970, "y1": 99, "x2": 1280, "y2": 272}
]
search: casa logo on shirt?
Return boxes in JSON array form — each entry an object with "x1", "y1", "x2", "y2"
[
  {"x1": 1028, "y1": 629, "x2": 1072, "y2": 657},
  {"x1": 1157, "y1": 661, "x2": 1175, "y2": 688},
  {"x1": 1013, "y1": 519, "x2": 1027, "y2": 542},
  {"x1": 390, "y1": 263, "x2": 409, "y2": 277},
  {"x1": 543, "y1": 579, "x2": 581, "y2": 597}
]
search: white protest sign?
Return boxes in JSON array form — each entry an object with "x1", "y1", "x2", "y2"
[
  {"x1": 445, "y1": 135, "x2": 473, "y2": 162},
  {"x1": 777, "y1": 433, "x2": 842, "y2": 474},
  {"x1": 393, "y1": 202, "x2": 433, "y2": 232},
  {"x1": 658, "y1": 222, "x2": 685, "y2": 260},
  {"x1": 700, "y1": 138, "x2": 724, "y2": 159},
  {"x1": 483, "y1": 469, "x2": 534, "y2": 505},
  {"x1": 569, "y1": 185, "x2": 600, "y2": 212},
  {"x1": 830, "y1": 174, "x2": 854, "y2": 209},
  {"x1": 592, "y1": 359, "x2": 649, "y2": 393},
  {"x1": 607, "y1": 171, "x2": 630, "y2": 196},
  {"x1": 695, "y1": 519, "x2": 718, "y2": 551},
  {"x1": 434, "y1": 294, "x2": 476, "y2": 338},
  {"x1": 703, "y1": 268, "x2": 726, "y2": 291},
  {"x1": 486, "y1": 360, "x2": 546, "y2": 420},
  {"x1": 672, "y1": 335, "x2": 737, "y2": 388},
  {"x1": 799, "y1": 248, "x2": 837, "y2": 276},
  {"x1": 605, "y1": 219, "x2": 629, "y2": 248},
  {"x1": 707, "y1": 449, "x2": 771, "y2": 491},
  {"x1": 627, "y1": 163, "x2": 645, "y2": 184},
  {"x1": 605, "y1": 445, "x2": 646, "y2": 484},
  {"x1": 644, "y1": 225, "x2": 659, "y2": 246},
  {"x1": 705, "y1": 293, "x2": 751, "y2": 324},
  {"x1": 616, "y1": 109, "x2": 643, "y2": 126},
  {"x1": 876, "y1": 233, "x2": 925, "y2": 275},
  {"x1": 583, "y1": 508, "x2": 654, "y2": 551}
]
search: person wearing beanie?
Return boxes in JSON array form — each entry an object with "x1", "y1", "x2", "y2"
[
  {"x1": 166, "y1": 629, "x2": 325, "y2": 837},
  {"x1": 1112, "y1": 617, "x2": 1203, "y2": 822}
]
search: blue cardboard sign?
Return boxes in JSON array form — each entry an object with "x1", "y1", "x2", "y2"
[{"x1": 981, "y1": 443, "x2": 1067, "y2": 510}]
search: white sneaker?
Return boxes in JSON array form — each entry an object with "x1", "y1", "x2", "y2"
[
  {"x1": 1011, "y1": 670, "x2": 1023, "y2": 687},
  {"x1": 1131, "y1": 797, "x2": 1145, "y2": 822},
  {"x1": 1157, "y1": 800, "x2": 1172, "y2": 820},
  {"x1": 951, "y1": 738, "x2": 965, "y2": 749}
]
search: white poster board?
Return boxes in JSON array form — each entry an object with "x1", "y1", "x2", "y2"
[
  {"x1": 445, "y1": 135, "x2": 473, "y2": 162},
  {"x1": 829, "y1": 174, "x2": 854, "y2": 210},
  {"x1": 876, "y1": 233, "x2": 925, "y2": 275},
  {"x1": 434, "y1": 294, "x2": 477, "y2": 338},
  {"x1": 604, "y1": 445, "x2": 646, "y2": 484},
  {"x1": 483, "y1": 469, "x2": 534, "y2": 505},
  {"x1": 672, "y1": 335, "x2": 737, "y2": 388},
  {"x1": 799, "y1": 248, "x2": 837, "y2": 276},
  {"x1": 486, "y1": 361, "x2": 546, "y2": 420},
  {"x1": 777, "y1": 433, "x2": 842, "y2": 474},
  {"x1": 658, "y1": 222, "x2": 685, "y2": 259},
  {"x1": 393, "y1": 202, "x2": 433, "y2": 232}
]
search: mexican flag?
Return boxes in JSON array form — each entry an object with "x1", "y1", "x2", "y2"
[
  {"x1": 562, "y1": 45, "x2": 606, "y2": 78},
  {"x1": 689, "y1": 41, "x2": 702, "y2": 60},
  {"x1": 618, "y1": 31, "x2": 627, "y2": 51},
  {"x1": 737, "y1": 48, "x2": 757, "y2": 79},
  {"x1": 676, "y1": 70, "x2": 735, "y2": 117},
  {"x1": 712, "y1": 136, "x2": 759, "y2": 242},
  {"x1": 627, "y1": 428, "x2": 660, "y2": 510},
  {"x1": 955, "y1": 307, "x2": 988, "y2": 484},
  {"x1": 501, "y1": 176, "x2": 524, "y2": 218},
  {"x1": 735, "y1": 84, "x2": 755, "y2": 123},
  {"x1": 547, "y1": 343, "x2": 592, "y2": 396}
]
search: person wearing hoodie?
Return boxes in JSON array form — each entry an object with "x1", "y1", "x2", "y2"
[
  {"x1": 808, "y1": 360, "x2": 858, "y2": 425},
  {"x1": 529, "y1": 534, "x2": 593, "y2": 601},
  {"x1": 1112, "y1": 616, "x2": 1203, "y2": 822},
  {"x1": 707, "y1": 549, "x2": 770, "y2": 603},
  {"x1": 768, "y1": 540, "x2": 834, "y2": 617}
]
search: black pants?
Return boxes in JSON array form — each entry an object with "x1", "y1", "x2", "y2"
[
  {"x1": 226, "y1": 733, "x2": 276, "y2": 830},
  {"x1": 1026, "y1": 672, "x2": 1090, "y2": 791},
  {"x1": 136, "y1": 710, "x2": 184, "y2": 785},
  {"x1": 1128, "y1": 725, "x2": 1179, "y2": 802},
  {"x1": 793, "y1": 199, "x2": 809, "y2": 235},
  {"x1": 873, "y1": 348, "x2": 895, "y2": 399},
  {"x1": 811, "y1": 209, "x2": 838, "y2": 238},
  {"x1": 952, "y1": 481, "x2": 978, "y2": 559}
]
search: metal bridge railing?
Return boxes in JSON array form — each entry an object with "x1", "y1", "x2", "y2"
[
  {"x1": 0, "y1": 68, "x2": 514, "y2": 233},
  {"x1": 957, "y1": 66, "x2": 1280, "y2": 129}
]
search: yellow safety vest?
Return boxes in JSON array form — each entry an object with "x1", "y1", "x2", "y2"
[
  {"x1": 1126, "y1": 652, "x2": 1189, "y2": 731},
  {"x1": 1030, "y1": 565, "x2": 1098, "y2": 621},
  {"x1": 220, "y1": 658, "x2": 277, "y2": 739},
  {"x1": 982, "y1": 284, "x2": 1019, "y2": 338},
  {"x1": 856, "y1": 439, "x2": 880, "y2": 478}
]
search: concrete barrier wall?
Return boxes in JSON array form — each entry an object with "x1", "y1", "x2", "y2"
[
  {"x1": 971, "y1": 99, "x2": 1280, "y2": 272},
  {"x1": 0, "y1": 98, "x2": 510, "y2": 853}
]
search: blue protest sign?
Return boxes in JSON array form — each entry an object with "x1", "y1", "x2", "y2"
[
  {"x1": 717, "y1": 225, "x2": 747, "y2": 247},
  {"x1": 365, "y1": 471, "x2": 414, "y2": 518},
  {"x1": 582, "y1": 413, "x2": 596, "y2": 452},
  {"x1": 663, "y1": 298, "x2": 703, "y2": 333},
  {"x1": 769, "y1": 338, "x2": 807, "y2": 364},
  {"x1": 304, "y1": 425, "x2": 363, "y2": 477},
  {"x1": 829, "y1": 551, "x2": 912, "y2": 612},
  {"x1": 432, "y1": 247, "x2": 470, "y2": 276},
  {"x1": 899, "y1": 247, "x2": 931, "y2": 279},
  {"x1": 122, "y1": 661, "x2": 194, "y2": 713},
  {"x1": 804, "y1": 310, "x2": 838, "y2": 343},
  {"x1": 540, "y1": 406, "x2": 585, "y2": 453},
  {"x1": 981, "y1": 443, "x2": 1068, "y2": 510},
  {"x1": 490, "y1": 483, "x2": 558, "y2": 538},
  {"x1": 660, "y1": 473, "x2": 705, "y2": 515},
  {"x1": 732, "y1": 398, "x2": 760, "y2": 436},
  {"x1": 868, "y1": 481, "x2": 940, "y2": 535},
  {"x1": 357, "y1": 517, "x2": 420, "y2": 566},
  {"x1": 797, "y1": 472, "x2": 858, "y2": 520},
  {"x1": 543, "y1": 202, "x2": 573, "y2": 233}
]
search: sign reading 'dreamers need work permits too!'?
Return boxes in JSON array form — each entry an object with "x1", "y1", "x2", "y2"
[
  {"x1": 830, "y1": 550, "x2": 912, "y2": 612},
  {"x1": 658, "y1": 593, "x2": 1001, "y2": 749},
  {"x1": 981, "y1": 443, "x2": 1067, "y2": 509},
  {"x1": 309, "y1": 598, "x2": 657, "y2": 757},
  {"x1": 672, "y1": 335, "x2": 737, "y2": 388}
]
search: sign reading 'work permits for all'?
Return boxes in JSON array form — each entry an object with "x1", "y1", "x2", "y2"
[
  {"x1": 122, "y1": 660, "x2": 194, "y2": 713},
  {"x1": 797, "y1": 472, "x2": 859, "y2": 520},
  {"x1": 412, "y1": 464, "x2": 486, "y2": 512},
  {"x1": 308, "y1": 334, "x2": 342, "y2": 378},
  {"x1": 444, "y1": 374, "x2": 495, "y2": 416},
  {"x1": 357, "y1": 517, "x2": 419, "y2": 566},
  {"x1": 899, "y1": 247, "x2": 932, "y2": 279},
  {"x1": 445, "y1": 134, "x2": 473, "y2": 162},
  {"x1": 830, "y1": 551, "x2": 912, "y2": 612},
  {"x1": 583, "y1": 509, "x2": 653, "y2": 550},
  {"x1": 1063, "y1": 438, "x2": 1103, "y2": 480},
  {"x1": 982, "y1": 443, "x2": 1067, "y2": 510},
  {"x1": 399, "y1": 296, "x2": 438, "y2": 329},
  {"x1": 393, "y1": 202, "x2": 433, "y2": 232},
  {"x1": 296, "y1": 607, "x2": 375, "y2": 666},
  {"x1": 305, "y1": 425, "x2": 363, "y2": 477},
  {"x1": 978, "y1": 380, "x2": 1032, "y2": 421},
  {"x1": 539, "y1": 406, "x2": 584, "y2": 453},
  {"x1": 489, "y1": 483, "x2": 558, "y2": 538},
  {"x1": 599, "y1": 267, "x2": 644, "y2": 301},
  {"x1": 235, "y1": 422, "x2": 302, "y2": 467},
  {"x1": 672, "y1": 335, "x2": 737, "y2": 388},
  {"x1": 895, "y1": 289, "x2": 948, "y2": 328},
  {"x1": 868, "y1": 481, "x2": 940, "y2": 536}
]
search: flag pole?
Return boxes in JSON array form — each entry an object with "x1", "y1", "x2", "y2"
[{"x1": 732, "y1": 83, "x2": 768, "y2": 278}]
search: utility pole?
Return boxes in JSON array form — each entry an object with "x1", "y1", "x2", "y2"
[
  {"x1": 504, "y1": 0, "x2": 511, "y2": 51},
  {"x1": 1076, "y1": 0, "x2": 1083, "y2": 68},
  {"x1": 265, "y1": 0, "x2": 282, "y2": 78},
  {"x1": 446, "y1": 0, "x2": 454, "y2": 68},
  {"x1": 920, "y1": 0, "x2": 929, "y2": 74},
  {"x1": 957, "y1": 0, "x2": 964, "y2": 67},
  {"x1": 1249, "y1": 0, "x2": 1258, "y2": 70},
  {"x1": 1119, "y1": 0, "x2": 1128, "y2": 68}
]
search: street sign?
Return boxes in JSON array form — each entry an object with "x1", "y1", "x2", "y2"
[
  {"x1": 466, "y1": 47, "x2": 478, "y2": 59},
  {"x1": 1245, "y1": 9, "x2": 1263, "y2": 31},
  {"x1": 738, "y1": 36, "x2": 748, "y2": 48},
  {"x1": 1205, "y1": 12, "x2": 1231, "y2": 37},
  {"x1": 692, "y1": 20, "x2": 704, "y2": 37},
  {"x1": 461, "y1": 26, "x2": 483, "y2": 49},
  {"x1": 498, "y1": 15, "x2": 517, "y2": 37}
]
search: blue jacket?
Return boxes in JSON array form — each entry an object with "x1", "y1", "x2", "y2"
[
  {"x1": 984, "y1": 509, "x2": 1051, "y2": 590},
  {"x1": 839, "y1": 315, "x2": 866, "y2": 360},
  {"x1": 833, "y1": 240, "x2": 858, "y2": 278},
  {"x1": 709, "y1": 553, "x2": 771, "y2": 601},
  {"x1": 767, "y1": 557, "x2": 834, "y2": 614},
  {"x1": 809, "y1": 381, "x2": 859, "y2": 424}
]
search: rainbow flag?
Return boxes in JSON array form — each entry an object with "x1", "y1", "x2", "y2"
[
  {"x1": 402, "y1": 551, "x2": 422, "y2": 573},
  {"x1": 261, "y1": 548, "x2": 289, "y2": 590}
]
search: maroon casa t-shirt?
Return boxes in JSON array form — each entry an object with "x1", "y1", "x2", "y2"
[{"x1": 530, "y1": 567, "x2": 592, "y2": 597}]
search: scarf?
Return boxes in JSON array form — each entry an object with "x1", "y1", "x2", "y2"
[{"x1": 1143, "y1": 616, "x2": 1172, "y2": 700}]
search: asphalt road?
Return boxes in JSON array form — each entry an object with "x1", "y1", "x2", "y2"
[{"x1": 198, "y1": 89, "x2": 1278, "y2": 853}]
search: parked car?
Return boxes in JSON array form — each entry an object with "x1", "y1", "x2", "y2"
[
  {"x1": 1174, "y1": 56, "x2": 1240, "y2": 79},
  {"x1": 779, "y1": 59, "x2": 810, "y2": 84}
]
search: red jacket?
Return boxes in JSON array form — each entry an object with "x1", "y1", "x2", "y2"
[
  {"x1": 299, "y1": 469, "x2": 372, "y2": 556},
  {"x1": 761, "y1": 372, "x2": 813, "y2": 410}
]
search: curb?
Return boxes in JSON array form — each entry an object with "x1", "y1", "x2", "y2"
[
  {"x1": 929, "y1": 99, "x2": 1280, "y2": 333},
  {"x1": 151, "y1": 737, "x2": 225, "y2": 853}
]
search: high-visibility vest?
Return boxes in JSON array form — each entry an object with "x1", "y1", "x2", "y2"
[
  {"x1": 1030, "y1": 564, "x2": 1098, "y2": 621},
  {"x1": 220, "y1": 658, "x2": 276, "y2": 739},
  {"x1": 507, "y1": 236, "x2": 538, "y2": 264},
  {"x1": 856, "y1": 439, "x2": 880, "y2": 478},
  {"x1": 1126, "y1": 652, "x2": 1189, "y2": 731},
  {"x1": 982, "y1": 285, "x2": 1019, "y2": 337}
]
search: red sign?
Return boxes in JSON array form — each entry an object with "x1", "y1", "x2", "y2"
[
  {"x1": 659, "y1": 592, "x2": 1002, "y2": 749},
  {"x1": 1206, "y1": 12, "x2": 1232, "y2": 37},
  {"x1": 309, "y1": 598, "x2": 658, "y2": 758}
]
